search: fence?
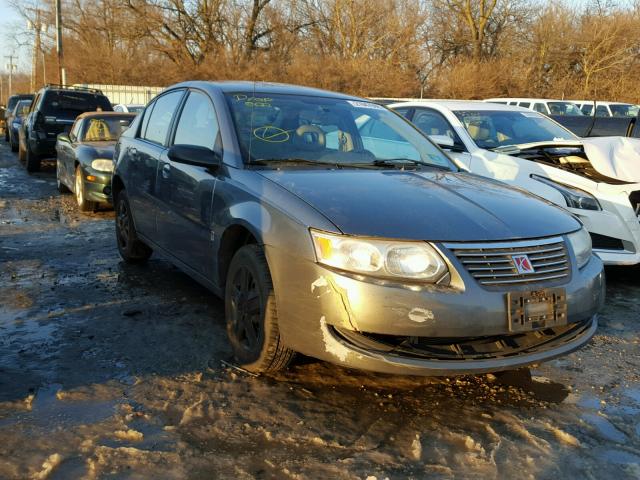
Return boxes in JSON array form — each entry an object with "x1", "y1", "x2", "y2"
[{"x1": 72, "y1": 84, "x2": 164, "y2": 106}]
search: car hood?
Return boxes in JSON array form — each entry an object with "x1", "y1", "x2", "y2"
[
  {"x1": 258, "y1": 169, "x2": 580, "y2": 241},
  {"x1": 79, "y1": 141, "x2": 116, "y2": 158},
  {"x1": 503, "y1": 139, "x2": 640, "y2": 183}
]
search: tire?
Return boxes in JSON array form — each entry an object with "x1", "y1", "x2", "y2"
[
  {"x1": 9, "y1": 133, "x2": 18, "y2": 152},
  {"x1": 114, "y1": 189, "x2": 152, "y2": 263},
  {"x1": 25, "y1": 143, "x2": 41, "y2": 172},
  {"x1": 74, "y1": 165, "x2": 97, "y2": 212},
  {"x1": 225, "y1": 244, "x2": 295, "y2": 373},
  {"x1": 56, "y1": 160, "x2": 70, "y2": 193}
]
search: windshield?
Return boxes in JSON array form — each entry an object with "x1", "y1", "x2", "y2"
[
  {"x1": 224, "y1": 92, "x2": 454, "y2": 170},
  {"x1": 13, "y1": 100, "x2": 32, "y2": 116},
  {"x1": 81, "y1": 116, "x2": 133, "y2": 142},
  {"x1": 547, "y1": 102, "x2": 583, "y2": 116},
  {"x1": 454, "y1": 110, "x2": 577, "y2": 149},
  {"x1": 609, "y1": 104, "x2": 639, "y2": 118}
]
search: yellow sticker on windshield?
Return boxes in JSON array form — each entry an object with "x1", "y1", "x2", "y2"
[{"x1": 253, "y1": 126, "x2": 290, "y2": 143}]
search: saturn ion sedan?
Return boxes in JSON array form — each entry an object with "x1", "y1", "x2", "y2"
[{"x1": 111, "y1": 81, "x2": 604, "y2": 375}]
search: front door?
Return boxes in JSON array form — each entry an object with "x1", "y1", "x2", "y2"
[{"x1": 156, "y1": 90, "x2": 221, "y2": 278}]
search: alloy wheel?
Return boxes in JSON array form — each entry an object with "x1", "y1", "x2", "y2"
[{"x1": 228, "y1": 266, "x2": 262, "y2": 352}]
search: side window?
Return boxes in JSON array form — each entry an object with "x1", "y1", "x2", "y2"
[
  {"x1": 595, "y1": 105, "x2": 609, "y2": 117},
  {"x1": 533, "y1": 103, "x2": 547, "y2": 114},
  {"x1": 173, "y1": 91, "x2": 220, "y2": 151},
  {"x1": 142, "y1": 90, "x2": 184, "y2": 145},
  {"x1": 412, "y1": 108, "x2": 465, "y2": 149},
  {"x1": 519, "y1": 102, "x2": 531, "y2": 108},
  {"x1": 581, "y1": 104, "x2": 593, "y2": 115},
  {"x1": 139, "y1": 102, "x2": 154, "y2": 138}
]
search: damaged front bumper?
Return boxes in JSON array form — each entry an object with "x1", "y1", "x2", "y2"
[{"x1": 268, "y1": 243, "x2": 604, "y2": 376}]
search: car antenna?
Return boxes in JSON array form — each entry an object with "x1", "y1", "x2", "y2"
[{"x1": 586, "y1": 99, "x2": 597, "y2": 137}]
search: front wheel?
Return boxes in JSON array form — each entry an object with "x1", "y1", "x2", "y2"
[
  {"x1": 75, "y1": 165, "x2": 97, "y2": 212},
  {"x1": 225, "y1": 244, "x2": 295, "y2": 373},
  {"x1": 115, "y1": 189, "x2": 152, "y2": 263}
]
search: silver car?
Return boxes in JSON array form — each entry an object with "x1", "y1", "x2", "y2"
[{"x1": 112, "y1": 81, "x2": 604, "y2": 375}]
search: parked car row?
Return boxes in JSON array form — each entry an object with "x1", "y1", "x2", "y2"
[{"x1": 5, "y1": 81, "x2": 627, "y2": 378}]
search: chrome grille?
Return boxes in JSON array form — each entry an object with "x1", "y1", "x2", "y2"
[{"x1": 445, "y1": 237, "x2": 570, "y2": 287}]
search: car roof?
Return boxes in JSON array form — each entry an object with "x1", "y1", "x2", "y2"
[
  {"x1": 75, "y1": 111, "x2": 137, "y2": 120},
  {"x1": 390, "y1": 99, "x2": 533, "y2": 113},
  {"x1": 169, "y1": 80, "x2": 364, "y2": 101},
  {"x1": 484, "y1": 98, "x2": 576, "y2": 103}
]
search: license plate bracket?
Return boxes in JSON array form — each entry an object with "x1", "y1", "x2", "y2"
[{"x1": 507, "y1": 288, "x2": 567, "y2": 333}]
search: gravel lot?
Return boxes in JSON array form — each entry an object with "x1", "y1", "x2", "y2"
[{"x1": 1, "y1": 141, "x2": 640, "y2": 479}]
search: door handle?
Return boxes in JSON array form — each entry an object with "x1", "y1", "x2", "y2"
[{"x1": 162, "y1": 164, "x2": 171, "y2": 179}]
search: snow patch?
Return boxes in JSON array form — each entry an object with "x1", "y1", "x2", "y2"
[
  {"x1": 320, "y1": 316, "x2": 350, "y2": 362},
  {"x1": 31, "y1": 453, "x2": 62, "y2": 479},
  {"x1": 114, "y1": 429, "x2": 144, "y2": 442}
]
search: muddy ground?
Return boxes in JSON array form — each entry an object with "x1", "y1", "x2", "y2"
[{"x1": 0, "y1": 141, "x2": 639, "y2": 479}]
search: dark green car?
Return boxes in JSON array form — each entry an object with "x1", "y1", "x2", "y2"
[{"x1": 56, "y1": 112, "x2": 135, "y2": 212}]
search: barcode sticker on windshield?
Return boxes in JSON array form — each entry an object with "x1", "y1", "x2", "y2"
[{"x1": 347, "y1": 100, "x2": 385, "y2": 110}]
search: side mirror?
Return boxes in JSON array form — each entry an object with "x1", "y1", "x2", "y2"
[
  {"x1": 168, "y1": 144, "x2": 221, "y2": 169},
  {"x1": 57, "y1": 133, "x2": 70, "y2": 143},
  {"x1": 429, "y1": 134, "x2": 455, "y2": 149}
]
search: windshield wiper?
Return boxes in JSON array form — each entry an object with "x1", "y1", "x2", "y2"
[
  {"x1": 250, "y1": 158, "x2": 342, "y2": 168},
  {"x1": 352, "y1": 158, "x2": 452, "y2": 170}
]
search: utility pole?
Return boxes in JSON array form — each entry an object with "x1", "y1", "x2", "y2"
[
  {"x1": 4, "y1": 54, "x2": 17, "y2": 98},
  {"x1": 55, "y1": 0, "x2": 65, "y2": 86},
  {"x1": 27, "y1": 8, "x2": 45, "y2": 91}
]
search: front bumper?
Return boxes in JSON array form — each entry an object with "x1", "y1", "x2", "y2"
[
  {"x1": 268, "y1": 242, "x2": 605, "y2": 376},
  {"x1": 570, "y1": 191, "x2": 640, "y2": 266},
  {"x1": 80, "y1": 167, "x2": 113, "y2": 204}
]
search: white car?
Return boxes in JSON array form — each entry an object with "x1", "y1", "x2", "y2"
[
  {"x1": 112, "y1": 104, "x2": 145, "y2": 114},
  {"x1": 572, "y1": 100, "x2": 640, "y2": 118},
  {"x1": 390, "y1": 100, "x2": 640, "y2": 265},
  {"x1": 484, "y1": 98, "x2": 584, "y2": 116}
]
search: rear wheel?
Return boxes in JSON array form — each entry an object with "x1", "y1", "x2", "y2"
[
  {"x1": 25, "y1": 143, "x2": 41, "y2": 172},
  {"x1": 75, "y1": 165, "x2": 96, "y2": 212},
  {"x1": 115, "y1": 189, "x2": 152, "y2": 263},
  {"x1": 225, "y1": 244, "x2": 295, "y2": 373}
]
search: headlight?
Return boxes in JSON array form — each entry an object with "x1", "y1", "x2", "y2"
[
  {"x1": 91, "y1": 159, "x2": 114, "y2": 172},
  {"x1": 310, "y1": 229, "x2": 448, "y2": 282},
  {"x1": 531, "y1": 175, "x2": 601, "y2": 210},
  {"x1": 567, "y1": 228, "x2": 592, "y2": 268}
]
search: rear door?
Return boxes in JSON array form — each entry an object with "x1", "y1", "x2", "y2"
[
  {"x1": 156, "y1": 89, "x2": 221, "y2": 276},
  {"x1": 126, "y1": 89, "x2": 185, "y2": 238}
]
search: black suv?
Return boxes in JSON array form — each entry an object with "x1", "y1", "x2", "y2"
[
  {"x1": 18, "y1": 85, "x2": 112, "y2": 172},
  {"x1": 4, "y1": 94, "x2": 34, "y2": 141}
]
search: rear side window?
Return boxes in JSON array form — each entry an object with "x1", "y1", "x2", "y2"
[
  {"x1": 595, "y1": 105, "x2": 609, "y2": 117},
  {"x1": 41, "y1": 91, "x2": 112, "y2": 117},
  {"x1": 533, "y1": 103, "x2": 547, "y2": 114},
  {"x1": 173, "y1": 91, "x2": 220, "y2": 151},
  {"x1": 518, "y1": 102, "x2": 531, "y2": 108},
  {"x1": 581, "y1": 104, "x2": 593, "y2": 115},
  {"x1": 142, "y1": 90, "x2": 184, "y2": 145}
]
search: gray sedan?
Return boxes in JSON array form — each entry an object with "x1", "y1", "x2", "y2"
[{"x1": 112, "y1": 81, "x2": 604, "y2": 375}]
